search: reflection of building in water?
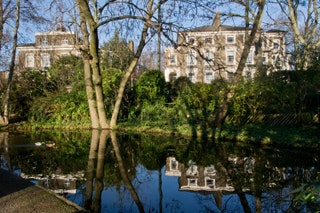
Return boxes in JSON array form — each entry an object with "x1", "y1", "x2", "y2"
[
  {"x1": 21, "y1": 173, "x2": 84, "y2": 195},
  {"x1": 166, "y1": 157, "x2": 235, "y2": 192}
]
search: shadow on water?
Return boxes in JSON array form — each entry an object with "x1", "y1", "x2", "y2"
[{"x1": 1, "y1": 130, "x2": 319, "y2": 212}]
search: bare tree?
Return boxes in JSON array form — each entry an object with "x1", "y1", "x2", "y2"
[
  {"x1": 0, "y1": 0, "x2": 20, "y2": 126},
  {"x1": 74, "y1": 0, "x2": 216, "y2": 129},
  {"x1": 273, "y1": 0, "x2": 320, "y2": 70},
  {"x1": 0, "y1": 0, "x2": 48, "y2": 126}
]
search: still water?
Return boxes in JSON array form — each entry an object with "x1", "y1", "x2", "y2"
[{"x1": 0, "y1": 130, "x2": 319, "y2": 212}]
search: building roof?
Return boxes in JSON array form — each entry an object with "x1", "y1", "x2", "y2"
[
  {"x1": 185, "y1": 24, "x2": 248, "y2": 33},
  {"x1": 182, "y1": 12, "x2": 286, "y2": 34}
]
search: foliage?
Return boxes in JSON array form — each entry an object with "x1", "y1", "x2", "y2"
[
  {"x1": 10, "y1": 70, "x2": 52, "y2": 118},
  {"x1": 134, "y1": 69, "x2": 167, "y2": 104},
  {"x1": 100, "y1": 30, "x2": 134, "y2": 71},
  {"x1": 101, "y1": 68, "x2": 123, "y2": 117},
  {"x1": 47, "y1": 55, "x2": 84, "y2": 92},
  {"x1": 27, "y1": 89, "x2": 90, "y2": 128},
  {"x1": 291, "y1": 172, "x2": 320, "y2": 212}
]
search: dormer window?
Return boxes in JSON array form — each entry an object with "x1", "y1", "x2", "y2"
[
  {"x1": 273, "y1": 40, "x2": 280, "y2": 49},
  {"x1": 41, "y1": 39, "x2": 48, "y2": 46},
  {"x1": 205, "y1": 37, "x2": 212, "y2": 44},
  {"x1": 226, "y1": 35, "x2": 235, "y2": 44},
  {"x1": 61, "y1": 39, "x2": 68, "y2": 45},
  {"x1": 188, "y1": 37, "x2": 195, "y2": 45}
]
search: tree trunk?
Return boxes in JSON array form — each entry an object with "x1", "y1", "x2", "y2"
[
  {"x1": 214, "y1": 0, "x2": 266, "y2": 131},
  {"x1": 76, "y1": 0, "x2": 109, "y2": 129},
  {"x1": 2, "y1": 0, "x2": 20, "y2": 126},
  {"x1": 111, "y1": 131, "x2": 145, "y2": 213},
  {"x1": 78, "y1": 9, "x2": 100, "y2": 129}
]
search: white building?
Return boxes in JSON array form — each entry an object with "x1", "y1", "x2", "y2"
[{"x1": 164, "y1": 13, "x2": 290, "y2": 83}]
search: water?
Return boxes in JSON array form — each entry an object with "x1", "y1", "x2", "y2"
[{"x1": 0, "y1": 130, "x2": 319, "y2": 212}]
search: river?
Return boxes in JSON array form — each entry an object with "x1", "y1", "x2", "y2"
[{"x1": 0, "y1": 130, "x2": 319, "y2": 212}]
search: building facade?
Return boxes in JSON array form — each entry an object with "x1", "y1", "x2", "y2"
[
  {"x1": 164, "y1": 14, "x2": 290, "y2": 83},
  {"x1": 17, "y1": 26, "x2": 80, "y2": 71}
]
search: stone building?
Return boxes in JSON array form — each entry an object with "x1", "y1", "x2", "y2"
[
  {"x1": 17, "y1": 25, "x2": 80, "y2": 71},
  {"x1": 164, "y1": 13, "x2": 290, "y2": 83}
]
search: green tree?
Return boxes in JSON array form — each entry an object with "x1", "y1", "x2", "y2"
[
  {"x1": 47, "y1": 55, "x2": 84, "y2": 92},
  {"x1": 100, "y1": 30, "x2": 134, "y2": 71}
]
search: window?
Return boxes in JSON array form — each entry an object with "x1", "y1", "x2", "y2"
[
  {"x1": 169, "y1": 54, "x2": 177, "y2": 65},
  {"x1": 170, "y1": 158, "x2": 178, "y2": 170},
  {"x1": 188, "y1": 37, "x2": 195, "y2": 44},
  {"x1": 227, "y1": 72, "x2": 234, "y2": 81},
  {"x1": 169, "y1": 72, "x2": 177, "y2": 82},
  {"x1": 187, "y1": 50, "x2": 197, "y2": 66},
  {"x1": 204, "y1": 49, "x2": 214, "y2": 66},
  {"x1": 246, "y1": 48, "x2": 254, "y2": 64},
  {"x1": 41, "y1": 53, "x2": 50, "y2": 68},
  {"x1": 187, "y1": 179, "x2": 198, "y2": 187},
  {"x1": 204, "y1": 70, "x2": 214, "y2": 83},
  {"x1": 188, "y1": 72, "x2": 196, "y2": 83},
  {"x1": 25, "y1": 53, "x2": 34, "y2": 68},
  {"x1": 205, "y1": 37, "x2": 212, "y2": 44},
  {"x1": 273, "y1": 39, "x2": 280, "y2": 49},
  {"x1": 41, "y1": 39, "x2": 48, "y2": 46},
  {"x1": 226, "y1": 35, "x2": 235, "y2": 44},
  {"x1": 226, "y1": 50, "x2": 235, "y2": 65},
  {"x1": 61, "y1": 39, "x2": 68, "y2": 45},
  {"x1": 262, "y1": 53, "x2": 268, "y2": 65},
  {"x1": 245, "y1": 71, "x2": 252, "y2": 79},
  {"x1": 205, "y1": 178, "x2": 215, "y2": 188},
  {"x1": 187, "y1": 68, "x2": 197, "y2": 83}
]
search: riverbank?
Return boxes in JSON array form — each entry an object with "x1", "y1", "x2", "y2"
[
  {"x1": 0, "y1": 168, "x2": 86, "y2": 213},
  {"x1": 2, "y1": 121, "x2": 320, "y2": 149}
]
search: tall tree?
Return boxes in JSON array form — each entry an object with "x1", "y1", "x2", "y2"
[
  {"x1": 0, "y1": 0, "x2": 47, "y2": 126},
  {"x1": 275, "y1": 0, "x2": 320, "y2": 70},
  {"x1": 0, "y1": 0, "x2": 20, "y2": 126},
  {"x1": 75, "y1": 0, "x2": 214, "y2": 129},
  {"x1": 213, "y1": 0, "x2": 266, "y2": 132}
]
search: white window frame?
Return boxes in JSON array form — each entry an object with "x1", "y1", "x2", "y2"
[
  {"x1": 204, "y1": 70, "x2": 214, "y2": 83},
  {"x1": 246, "y1": 47, "x2": 254, "y2": 64},
  {"x1": 204, "y1": 49, "x2": 214, "y2": 66},
  {"x1": 187, "y1": 50, "x2": 197, "y2": 66},
  {"x1": 226, "y1": 35, "x2": 235, "y2": 44},
  {"x1": 25, "y1": 53, "x2": 35, "y2": 68},
  {"x1": 169, "y1": 53, "x2": 177, "y2": 65},
  {"x1": 226, "y1": 49, "x2": 236, "y2": 65},
  {"x1": 41, "y1": 53, "x2": 51, "y2": 68},
  {"x1": 169, "y1": 158, "x2": 179, "y2": 171}
]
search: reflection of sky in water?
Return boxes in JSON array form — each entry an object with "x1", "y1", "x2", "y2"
[{"x1": 67, "y1": 164, "x2": 257, "y2": 213}]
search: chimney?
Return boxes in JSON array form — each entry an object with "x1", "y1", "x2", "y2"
[
  {"x1": 212, "y1": 12, "x2": 221, "y2": 29},
  {"x1": 129, "y1": 40, "x2": 134, "y2": 53}
]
